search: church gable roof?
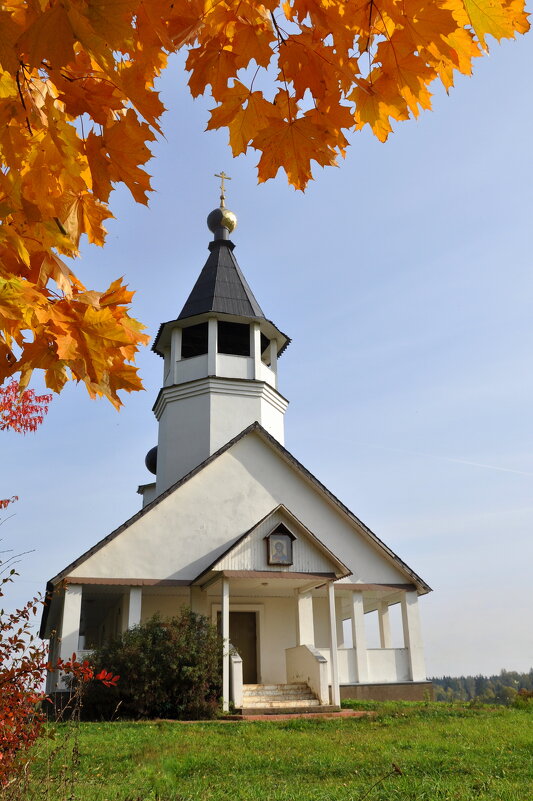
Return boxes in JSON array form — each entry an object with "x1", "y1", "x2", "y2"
[
  {"x1": 178, "y1": 240, "x2": 264, "y2": 320},
  {"x1": 40, "y1": 423, "x2": 431, "y2": 636},
  {"x1": 44, "y1": 423, "x2": 431, "y2": 594},
  {"x1": 193, "y1": 505, "x2": 352, "y2": 583}
]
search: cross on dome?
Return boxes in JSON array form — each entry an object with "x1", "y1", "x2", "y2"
[
  {"x1": 215, "y1": 170, "x2": 231, "y2": 208},
  {"x1": 208, "y1": 171, "x2": 237, "y2": 238}
]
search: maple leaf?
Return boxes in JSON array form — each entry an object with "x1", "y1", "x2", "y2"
[
  {"x1": 278, "y1": 28, "x2": 346, "y2": 101},
  {"x1": 187, "y1": 42, "x2": 240, "y2": 100},
  {"x1": 117, "y1": 61, "x2": 166, "y2": 129},
  {"x1": 85, "y1": 132, "x2": 113, "y2": 202},
  {"x1": 254, "y1": 113, "x2": 340, "y2": 190},
  {"x1": 37, "y1": 252, "x2": 84, "y2": 297},
  {"x1": 449, "y1": 0, "x2": 529, "y2": 47},
  {"x1": 207, "y1": 81, "x2": 275, "y2": 156},
  {"x1": 53, "y1": 65, "x2": 125, "y2": 125},
  {"x1": 59, "y1": 190, "x2": 113, "y2": 247},
  {"x1": 350, "y1": 74, "x2": 410, "y2": 142},
  {"x1": 375, "y1": 36, "x2": 436, "y2": 117},
  {"x1": 18, "y1": 4, "x2": 77, "y2": 70},
  {"x1": 103, "y1": 110, "x2": 154, "y2": 204}
]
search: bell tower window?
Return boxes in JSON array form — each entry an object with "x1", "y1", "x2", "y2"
[
  {"x1": 218, "y1": 321, "x2": 250, "y2": 356},
  {"x1": 260, "y1": 333, "x2": 270, "y2": 363},
  {"x1": 181, "y1": 322, "x2": 208, "y2": 359}
]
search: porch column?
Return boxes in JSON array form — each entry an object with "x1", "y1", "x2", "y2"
[
  {"x1": 401, "y1": 591, "x2": 426, "y2": 681},
  {"x1": 221, "y1": 577, "x2": 230, "y2": 712},
  {"x1": 350, "y1": 592, "x2": 369, "y2": 683},
  {"x1": 296, "y1": 590, "x2": 314, "y2": 645},
  {"x1": 327, "y1": 582, "x2": 340, "y2": 706},
  {"x1": 335, "y1": 596, "x2": 345, "y2": 647},
  {"x1": 59, "y1": 584, "x2": 83, "y2": 660},
  {"x1": 378, "y1": 600, "x2": 392, "y2": 648},
  {"x1": 128, "y1": 587, "x2": 142, "y2": 629}
]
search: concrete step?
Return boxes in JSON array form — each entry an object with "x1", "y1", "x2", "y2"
[
  {"x1": 243, "y1": 694, "x2": 317, "y2": 702},
  {"x1": 241, "y1": 682, "x2": 322, "y2": 709},
  {"x1": 236, "y1": 705, "x2": 342, "y2": 717},
  {"x1": 242, "y1": 699, "x2": 320, "y2": 708},
  {"x1": 243, "y1": 689, "x2": 315, "y2": 698},
  {"x1": 244, "y1": 684, "x2": 309, "y2": 691},
  {"x1": 244, "y1": 693, "x2": 316, "y2": 700}
]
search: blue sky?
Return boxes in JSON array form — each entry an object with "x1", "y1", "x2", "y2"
[{"x1": 2, "y1": 32, "x2": 532, "y2": 678}]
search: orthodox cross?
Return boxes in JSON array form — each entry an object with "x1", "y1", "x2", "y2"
[{"x1": 215, "y1": 171, "x2": 231, "y2": 208}]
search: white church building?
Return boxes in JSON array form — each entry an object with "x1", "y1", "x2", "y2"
[{"x1": 41, "y1": 192, "x2": 432, "y2": 712}]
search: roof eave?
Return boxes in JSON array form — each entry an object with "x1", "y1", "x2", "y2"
[{"x1": 152, "y1": 313, "x2": 291, "y2": 358}]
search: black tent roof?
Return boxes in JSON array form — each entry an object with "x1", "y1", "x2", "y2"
[
  {"x1": 178, "y1": 239, "x2": 264, "y2": 320},
  {"x1": 152, "y1": 236, "x2": 290, "y2": 357}
]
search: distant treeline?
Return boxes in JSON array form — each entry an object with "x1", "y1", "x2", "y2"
[{"x1": 431, "y1": 669, "x2": 533, "y2": 704}]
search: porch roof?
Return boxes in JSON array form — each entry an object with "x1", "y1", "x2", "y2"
[{"x1": 194, "y1": 569, "x2": 337, "y2": 596}]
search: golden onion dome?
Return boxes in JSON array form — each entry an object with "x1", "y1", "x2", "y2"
[{"x1": 207, "y1": 206, "x2": 237, "y2": 235}]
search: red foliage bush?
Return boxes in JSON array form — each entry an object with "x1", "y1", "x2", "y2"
[
  {"x1": 0, "y1": 502, "x2": 118, "y2": 788},
  {"x1": 1, "y1": 386, "x2": 117, "y2": 787},
  {"x1": 0, "y1": 380, "x2": 52, "y2": 434}
]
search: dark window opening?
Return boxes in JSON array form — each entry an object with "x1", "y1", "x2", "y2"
[
  {"x1": 261, "y1": 333, "x2": 270, "y2": 359},
  {"x1": 181, "y1": 322, "x2": 208, "y2": 359},
  {"x1": 218, "y1": 321, "x2": 250, "y2": 356}
]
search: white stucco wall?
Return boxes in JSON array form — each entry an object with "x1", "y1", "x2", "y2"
[
  {"x1": 312, "y1": 598, "x2": 331, "y2": 649},
  {"x1": 67, "y1": 430, "x2": 413, "y2": 586},
  {"x1": 141, "y1": 593, "x2": 189, "y2": 623},
  {"x1": 209, "y1": 383, "x2": 286, "y2": 453},
  {"x1": 155, "y1": 391, "x2": 211, "y2": 495},
  {"x1": 154, "y1": 382, "x2": 288, "y2": 492}
]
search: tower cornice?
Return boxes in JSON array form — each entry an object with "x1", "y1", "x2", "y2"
[{"x1": 153, "y1": 376, "x2": 289, "y2": 420}]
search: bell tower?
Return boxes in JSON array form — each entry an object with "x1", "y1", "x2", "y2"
[{"x1": 144, "y1": 181, "x2": 290, "y2": 499}]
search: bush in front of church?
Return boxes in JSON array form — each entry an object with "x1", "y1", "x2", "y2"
[{"x1": 81, "y1": 610, "x2": 223, "y2": 720}]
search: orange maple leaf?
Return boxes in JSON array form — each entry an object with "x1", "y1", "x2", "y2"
[{"x1": 254, "y1": 114, "x2": 340, "y2": 190}]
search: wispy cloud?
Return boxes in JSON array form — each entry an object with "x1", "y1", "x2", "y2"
[{"x1": 370, "y1": 444, "x2": 533, "y2": 477}]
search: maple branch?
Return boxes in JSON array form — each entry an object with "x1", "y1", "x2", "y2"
[
  {"x1": 277, "y1": 63, "x2": 296, "y2": 125},
  {"x1": 270, "y1": 12, "x2": 287, "y2": 45},
  {"x1": 364, "y1": 0, "x2": 375, "y2": 54},
  {"x1": 15, "y1": 67, "x2": 33, "y2": 136},
  {"x1": 249, "y1": 66, "x2": 261, "y2": 93},
  {"x1": 54, "y1": 218, "x2": 68, "y2": 236}
]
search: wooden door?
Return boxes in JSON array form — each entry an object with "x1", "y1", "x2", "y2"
[{"x1": 218, "y1": 611, "x2": 258, "y2": 684}]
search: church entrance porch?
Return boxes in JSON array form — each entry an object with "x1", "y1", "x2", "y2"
[
  {"x1": 198, "y1": 570, "x2": 342, "y2": 711},
  {"x1": 196, "y1": 571, "x2": 429, "y2": 712}
]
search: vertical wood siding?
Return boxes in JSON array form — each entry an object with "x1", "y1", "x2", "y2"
[{"x1": 215, "y1": 509, "x2": 335, "y2": 573}]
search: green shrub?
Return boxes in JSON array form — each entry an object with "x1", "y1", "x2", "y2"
[
  {"x1": 513, "y1": 689, "x2": 533, "y2": 711},
  {"x1": 81, "y1": 609, "x2": 222, "y2": 720}
]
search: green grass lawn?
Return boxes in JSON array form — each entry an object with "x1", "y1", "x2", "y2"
[{"x1": 27, "y1": 703, "x2": 532, "y2": 801}]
